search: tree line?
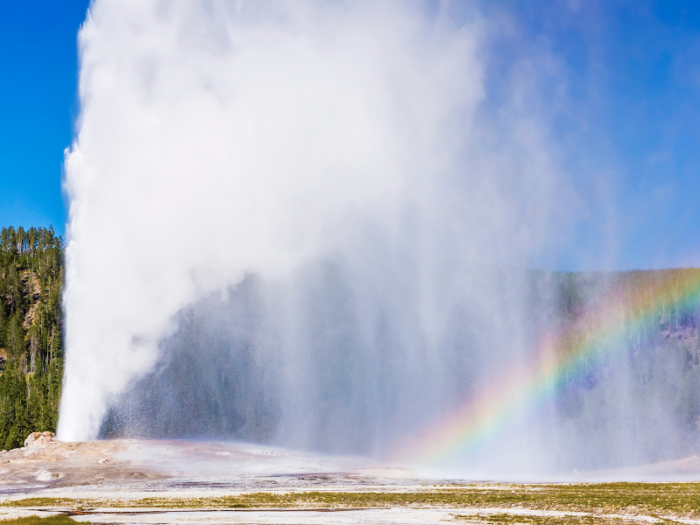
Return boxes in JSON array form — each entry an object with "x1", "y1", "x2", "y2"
[{"x1": 0, "y1": 226, "x2": 64, "y2": 450}]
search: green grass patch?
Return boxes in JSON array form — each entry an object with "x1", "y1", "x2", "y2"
[
  {"x1": 0, "y1": 517, "x2": 83, "y2": 525},
  {"x1": 0, "y1": 501, "x2": 89, "y2": 510},
  {"x1": 453, "y1": 514, "x2": 653, "y2": 525}
]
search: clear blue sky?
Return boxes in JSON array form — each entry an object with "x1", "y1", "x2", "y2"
[
  {"x1": 0, "y1": 0, "x2": 90, "y2": 238},
  {"x1": 0, "y1": 1, "x2": 698, "y2": 269}
]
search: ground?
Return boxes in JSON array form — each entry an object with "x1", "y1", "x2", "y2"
[{"x1": 2, "y1": 440, "x2": 700, "y2": 524}]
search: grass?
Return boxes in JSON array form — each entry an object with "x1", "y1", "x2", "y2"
[
  {"x1": 453, "y1": 514, "x2": 659, "y2": 525},
  {"x1": 2, "y1": 483, "x2": 700, "y2": 519},
  {"x1": 0, "y1": 518, "x2": 83, "y2": 525}
]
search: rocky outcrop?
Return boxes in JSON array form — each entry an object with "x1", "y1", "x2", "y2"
[{"x1": 24, "y1": 431, "x2": 60, "y2": 449}]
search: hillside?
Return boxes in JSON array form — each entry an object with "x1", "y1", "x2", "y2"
[{"x1": 0, "y1": 226, "x2": 64, "y2": 450}]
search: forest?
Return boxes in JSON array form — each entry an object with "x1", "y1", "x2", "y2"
[{"x1": 0, "y1": 226, "x2": 64, "y2": 450}]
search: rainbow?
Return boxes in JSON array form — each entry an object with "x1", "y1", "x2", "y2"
[{"x1": 394, "y1": 268, "x2": 700, "y2": 465}]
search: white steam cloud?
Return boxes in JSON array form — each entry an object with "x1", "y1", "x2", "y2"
[{"x1": 60, "y1": 0, "x2": 572, "y2": 445}]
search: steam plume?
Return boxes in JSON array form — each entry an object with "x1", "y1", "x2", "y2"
[{"x1": 60, "y1": 0, "x2": 571, "y2": 461}]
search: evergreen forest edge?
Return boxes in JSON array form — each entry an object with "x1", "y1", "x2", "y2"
[{"x1": 0, "y1": 226, "x2": 63, "y2": 450}]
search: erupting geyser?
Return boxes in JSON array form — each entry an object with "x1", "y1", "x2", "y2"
[{"x1": 60, "y1": 0, "x2": 698, "y2": 476}]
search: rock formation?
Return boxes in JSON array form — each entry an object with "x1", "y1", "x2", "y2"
[{"x1": 24, "y1": 431, "x2": 60, "y2": 449}]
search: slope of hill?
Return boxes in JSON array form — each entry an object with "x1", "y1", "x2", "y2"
[{"x1": 0, "y1": 226, "x2": 64, "y2": 450}]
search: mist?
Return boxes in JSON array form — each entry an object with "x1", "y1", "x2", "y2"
[{"x1": 59, "y1": 0, "x2": 693, "y2": 476}]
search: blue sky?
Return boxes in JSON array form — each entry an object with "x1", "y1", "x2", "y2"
[
  {"x1": 0, "y1": 0, "x2": 698, "y2": 269},
  {"x1": 0, "y1": 0, "x2": 90, "y2": 237},
  {"x1": 504, "y1": 0, "x2": 700, "y2": 269}
]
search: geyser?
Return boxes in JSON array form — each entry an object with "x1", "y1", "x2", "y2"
[
  {"x1": 61, "y1": 0, "x2": 699, "y2": 475},
  {"x1": 62, "y1": 0, "x2": 564, "y2": 441}
]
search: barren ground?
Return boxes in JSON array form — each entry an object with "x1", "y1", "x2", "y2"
[{"x1": 2, "y1": 440, "x2": 700, "y2": 524}]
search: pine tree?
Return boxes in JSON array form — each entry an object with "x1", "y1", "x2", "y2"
[{"x1": 0, "y1": 226, "x2": 64, "y2": 449}]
